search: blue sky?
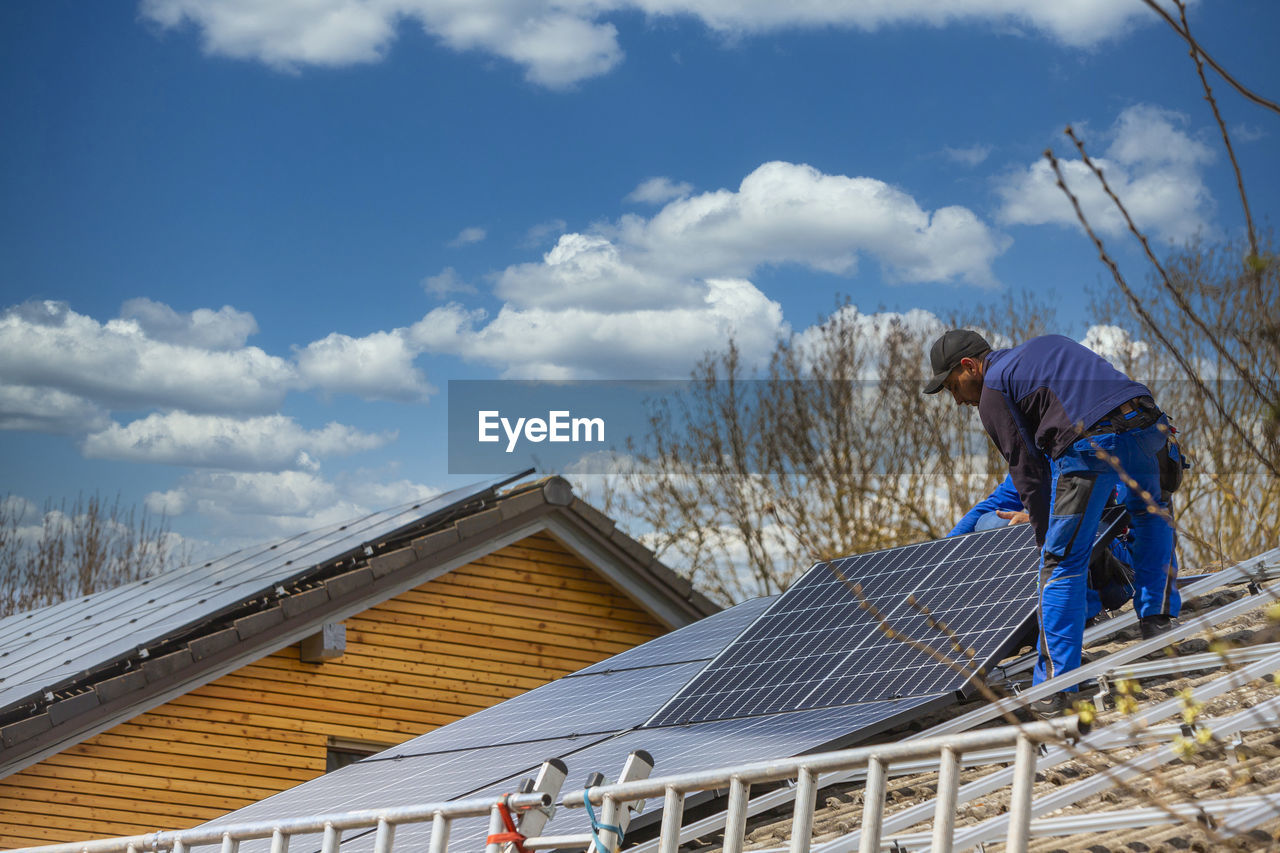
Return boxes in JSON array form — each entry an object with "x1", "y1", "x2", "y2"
[{"x1": 1, "y1": 0, "x2": 1276, "y2": 557}]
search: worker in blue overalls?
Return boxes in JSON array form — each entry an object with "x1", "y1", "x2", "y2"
[{"x1": 925, "y1": 330, "x2": 1180, "y2": 717}]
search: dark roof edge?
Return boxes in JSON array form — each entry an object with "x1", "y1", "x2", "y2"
[{"x1": 0, "y1": 477, "x2": 712, "y2": 779}]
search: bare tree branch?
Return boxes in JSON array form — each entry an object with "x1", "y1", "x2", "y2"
[
  {"x1": 1176, "y1": 2, "x2": 1261, "y2": 267},
  {"x1": 1, "y1": 494, "x2": 188, "y2": 617},
  {"x1": 1063, "y1": 127, "x2": 1273, "y2": 407},
  {"x1": 1140, "y1": 0, "x2": 1280, "y2": 115}
]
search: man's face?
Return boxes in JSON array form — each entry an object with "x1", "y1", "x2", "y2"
[{"x1": 942, "y1": 357, "x2": 984, "y2": 406}]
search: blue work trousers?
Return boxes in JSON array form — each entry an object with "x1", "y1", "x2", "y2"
[{"x1": 1033, "y1": 421, "x2": 1177, "y2": 687}]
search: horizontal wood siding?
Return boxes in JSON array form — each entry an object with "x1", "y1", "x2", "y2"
[{"x1": 0, "y1": 532, "x2": 668, "y2": 847}]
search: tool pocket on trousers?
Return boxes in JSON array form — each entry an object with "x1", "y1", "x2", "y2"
[{"x1": 1045, "y1": 472, "x2": 1099, "y2": 559}]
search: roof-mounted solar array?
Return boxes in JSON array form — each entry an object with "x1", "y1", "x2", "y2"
[
  {"x1": 0, "y1": 472, "x2": 529, "y2": 713},
  {"x1": 207, "y1": 523, "x2": 1053, "y2": 852}
]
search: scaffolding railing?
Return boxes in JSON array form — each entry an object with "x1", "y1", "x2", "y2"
[
  {"x1": 815, "y1": 646, "x2": 1280, "y2": 852},
  {"x1": 815, "y1": 691, "x2": 1280, "y2": 852},
  {"x1": 522, "y1": 718, "x2": 1080, "y2": 853},
  {"x1": 2, "y1": 791, "x2": 554, "y2": 853}
]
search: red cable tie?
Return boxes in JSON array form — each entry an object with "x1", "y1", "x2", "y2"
[{"x1": 485, "y1": 793, "x2": 529, "y2": 853}]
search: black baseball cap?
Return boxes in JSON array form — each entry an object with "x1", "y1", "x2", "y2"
[{"x1": 923, "y1": 329, "x2": 992, "y2": 394}]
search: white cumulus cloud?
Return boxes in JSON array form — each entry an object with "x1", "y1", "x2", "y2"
[
  {"x1": 0, "y1": 386, "x2": 111, "y2": 434},
  {"x1": 792, "y1": 305, "x2": 946, "y2": 379},
  {"x1": 295, "y1": 329, "x2": 435, "y2": 401},
  {"x1": 495, "y1": 233, "x2": 702, "y2": 311},
  {"x1": 0, "y1": 300, "x2": 296, "y2": 414},
  {"x1": 615, "y1": 161, "x2": 1007, "y2": 285},
  {"x1": 410, "y1": 160, "x2": 1006, "y2": 377},
  {"x1": 148, "y1": 470, "x2": 340, "y2": 518},
  {"x1": 996, "y1": 104, "x2": 1216, "y2": 243},
  {"x1": 138, "y1": 0, "x2": 1181, "y2": 87},
  {"x1": 0, "y1": 298, "x2": 442, "y2": 440},
  {"x1": 120, "y1": 297, "x2": 259, "y2": 350},
  {"x1": 82, "y1": 412, "x2": 395, "y2": 471},
  {"x1": 1082, "y1": 323, "x2": 1151, "y2": 364},
  {"x1": 410, "y1": 277, "x2": 786, "y2": 378},
  {"x1": 139, "y1": 0, "x2": 399, "y2": 69},
  {"x1": 146, "y1": 469, "x2": 442, "y2": 543}
]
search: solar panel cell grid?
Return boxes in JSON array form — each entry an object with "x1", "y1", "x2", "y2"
[
  {"x1": 571, "y1": 596, "x2": 775, "y2": 676},
  {"x1": 203, "y1": 523, "x2": 1051, "y2": 845},
  {"x1": 375, "y1": 660, "x2": 706, "y2": 758},
  {"x1": 648, "y1": 524, "x2": 1040, "y2": 725}
]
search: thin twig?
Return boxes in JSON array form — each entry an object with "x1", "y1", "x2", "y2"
[
  {"x1": 1203, "y1": 471, "x2": 1270, "y2": 537},
  {"x1": 1175, "y1": 1, "x2": 1260, "y2": 264},
  {"x1": 1043, "y1": 146, "x2": 1280, "y2": 481},
  {"x1": 825, "y1": 569, "x2": 1019, "y2": 729},
  {"x1": 1139, "y1": 0, "x2": 1280, "y2": 116}
]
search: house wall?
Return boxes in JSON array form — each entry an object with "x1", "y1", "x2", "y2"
[{"x1": 0, "y1": 532, "x2": 668, "y2": 847}]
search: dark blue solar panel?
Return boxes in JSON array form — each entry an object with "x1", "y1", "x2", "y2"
[
  {"x1": 206, "y1": 523, "x2": 1050, "y2": 846},
  {"x1": 376, "y1": 660, "x2": 706, "y2": 757},
  {"x1": 572, "y1": 596, "x2": 775, "y2": 676},
  {"x1": 649, "y1": 523, "x2": 1041, "y2": 725}
]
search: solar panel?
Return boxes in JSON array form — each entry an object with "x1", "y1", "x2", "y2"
[
  {"x1": 204, "y1": 662, "x2": 709, "y2": 841},
  {"x1": 375, "y1": 660, "x2": 706, "y2": 757},
  {"x1": 571, "y1": 596, "x2": 775, "y2": 677},
  {"x1": 648, "y1": 523, "x2": 1041, "y2": 725},
  {"x1": 202, "y1": 601, "x2": 934, "y2": 850},
  {"x1": 201, "y1": 733, "x2": 611, "y2": 850},
  {"x1": 0, "y1": 472, "x2": 527, "y2": 711}
]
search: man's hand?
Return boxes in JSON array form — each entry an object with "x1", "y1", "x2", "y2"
[{"x1": 996, "y1": 509, "x2": 1030, "y2": 526}]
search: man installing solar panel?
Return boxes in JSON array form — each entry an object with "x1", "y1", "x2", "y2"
[
  {"x1": 947, "y1": 472, "x2": 1136, "y2": 626},
  {"x1": 924, "y1": 330, "x2": 1185, "y2": 719}
]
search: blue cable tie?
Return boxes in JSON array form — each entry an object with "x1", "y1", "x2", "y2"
[{"x1": 583, "y1": 789, "x2": 625, "y2": 853}]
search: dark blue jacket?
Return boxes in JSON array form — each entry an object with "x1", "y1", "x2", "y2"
[{"x1": 977, "y1": 335, "x2": 1152, "y2": 541}]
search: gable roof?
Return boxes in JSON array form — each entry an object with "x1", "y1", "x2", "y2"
[{"x1": 0, "y1": 473, "x2": 716, "y2": 779}]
